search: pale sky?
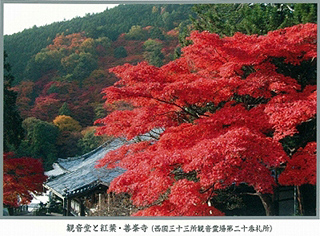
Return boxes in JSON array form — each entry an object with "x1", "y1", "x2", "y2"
[{"x1": 3, "y1": 3, "x2": 118, "y2": 35}]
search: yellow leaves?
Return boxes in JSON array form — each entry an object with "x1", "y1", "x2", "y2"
[{"x1": 53, "y1": 115, "x2": 81, "y2": 132}]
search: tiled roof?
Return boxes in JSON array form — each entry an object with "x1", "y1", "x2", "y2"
[{"x1": 44, "y1": 138, "x2": 126, "y2": 198}]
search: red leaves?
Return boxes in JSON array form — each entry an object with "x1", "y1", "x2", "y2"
[
  {"x1": 109, "y1": 164, "x2": 174, "y2": 207},
  {"x1": 31, "y1": 94, "x2": 61, "y2": 121},
  {"x1": 3, "y1": 152, "x2": 47, "y2": 207},
  {"x1": 96, "y1": 23, "x2": 317, "y2": 216},
  {"x1": 183, "y1": 23, "x2": 317, "y2": 72},
  {"x1": 265, "y1": 85, "x2": 317, "y2": 140},
  {"x1": 133, "y1": 180, "x2": 224, "y2": 216},
  {"x1": 110, "y1": 62, "x2": 164, "y2": 86},
  {"x1": 180, "y1": 126, "x2": 287, "y2": 193},
  {"x1": 278, "y1": 142, "x2": 317, "y2": 186},
  {"x1": 262, "y1": 23, "x2": 317, "y2": 64},
  {"x1": 168, "y1": 179, "x2": 224, "y2": 216},
  {"x1": 237, "y1": 69, "x2": 301, "y2": 99},
  {"x1": 95, "y1": 105, "x2": 177, "y2": 140}
]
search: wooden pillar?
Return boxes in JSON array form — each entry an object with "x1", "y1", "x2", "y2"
[
  {"x1": 98, "y1": 193, "x2": 102, "y2": 216},
  {"x1": 63, "y1": 197, "x2": 67, "y2": 216},
  {"x1": 274, "y1": 186, "x2": 279, "y2": 216},
  {"x1": 64, "y1": 197, "x2": 71, "y2": 216},
  {"x1": 107, "y1": 193, "x2": 110, "y2": 214},
  {"x1": 80, "y1": 200, "x2": 86, "y2": 216}
]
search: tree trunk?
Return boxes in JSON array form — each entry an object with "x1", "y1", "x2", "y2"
[
  {"x1": 257, "y1": 192, "x2": 275, "y2": 216},
  {"x1": 296, "y1": 186, "x2": 304, "y2": 215}
]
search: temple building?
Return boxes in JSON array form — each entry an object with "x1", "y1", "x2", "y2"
[{"x1": 43, "y1": 138, "x2": 133, "y2": 216}]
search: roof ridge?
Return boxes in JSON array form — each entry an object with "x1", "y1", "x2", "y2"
[{"x1": 57, "y1": 139, "x2": 116, "y2": 163}]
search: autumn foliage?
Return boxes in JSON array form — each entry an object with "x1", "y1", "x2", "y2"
[
  {"x1": 3, "y1": 153, "x2": 47, "y2": 207},
  {"x1": 95, "y1": 23, "x2": 317, "y2": 216},
  {"x1": 278, "y1": 142, "x2": 316, "y2": 186},
  {"x1": 53, "y1": 115, "x2": 82, "y2": 132}
]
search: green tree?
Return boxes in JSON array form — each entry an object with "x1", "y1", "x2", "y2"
[
  {"x1": 95, "y1": 36, "x2": 112, "y2": 48},
  {"x1": 73, "y1": 52, "x2": 98, "y2": 84},
  {"x1": 56, "y1": 130, "x2": 83, "y2": 159},
  {"x1": 80, "y1": 38, "x2": 96, "y2": 55},
  {"x1": 61, "y1": 52, "x2": 98, "y2": 85},
  {"x1": 190, "y1": 3, "x2": 317, "y2": 37},
  {"x1": 21, "y1": 117, "x2": 41, "y2": 141},
  {"x1": 25, "y1": 49, "x2": 63, "y2": 81},
  {"x1": 31, "y1": 121, "x2": 59, "y2": 169},
  {"x1": 78, "y1": 128, "x2": 104, "y2": 154},
  {"x1": 143, "y1": 39, "x2": 164, "y2": 67},
  {"x1": 95, "y1": 36, "x2": 112, "y2": 56},
  {"x1": 59, "y1": 102, "x2": 71, "y2": 116},
  {"x1": 53, "y1": 115, "x2": 83, "y2": 158},
  {"x1": 61, "y1": 53, "x2": 80, "y2": 74},
  {"x1": 292, "y1": 3, "x2": 317, "y2": 24},
  {"x1": 114, "y1": 46, "x2": 128, "y2": 59},
  {"x1": 150, "y1": 27, "x2": 165, "y2": 40},
  {"x1": 177, "y1": 20, "x2": 193, "y2": 48},
  {"x1": 161, "y1": 11, "x2": 175, "y2": 30},
  {"x1": 3, "y1": 51, "x2": 24, "y2": 152},
  {"x1": 18, "y1": 117, "x2": 59, "y2": 170},
  {"x1": 125, "y1": 25, "x2": 147, "y2": 40},
  {"x1": 94, "y1": 103, "x2": 107, "y2": 120}
]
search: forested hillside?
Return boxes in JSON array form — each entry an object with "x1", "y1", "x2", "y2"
[
  {"x1": 4, "y1": 4, "x2": 194, "y2": 170},
  {"x1": 4, "y1": 4, "x2": 193, "y2": 84}
]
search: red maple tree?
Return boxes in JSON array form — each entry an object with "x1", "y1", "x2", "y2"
[
  {"x1": 3, "y1": 152, "x2": 47, "y2": 208},
  {"x1": 95, "y1": 23, "x2": 317, "y2": 216}
]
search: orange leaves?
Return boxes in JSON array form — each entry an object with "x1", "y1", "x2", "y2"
[{"x1": 48, "y1": 32, "x2": 87, "y2": 51}]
